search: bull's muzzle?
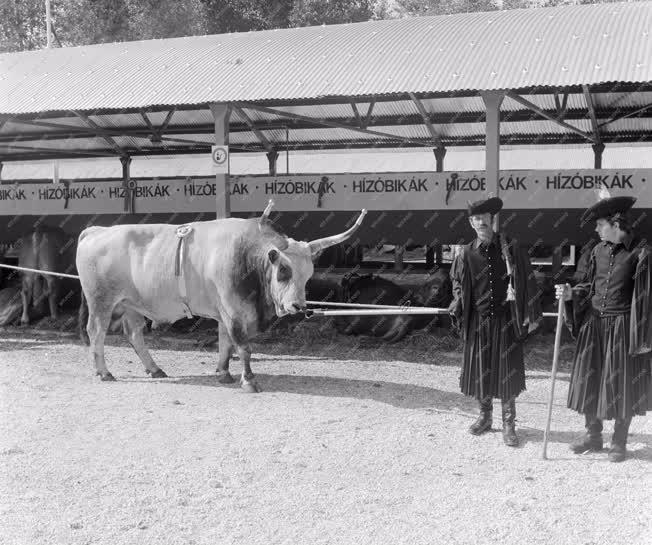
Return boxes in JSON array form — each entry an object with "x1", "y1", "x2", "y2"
[{"x1": 277, "y1": 302, "x2": 306, "y2": 316}]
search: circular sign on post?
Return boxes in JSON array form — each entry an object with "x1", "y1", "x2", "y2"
[{"x1": 211, "y1": 145, "x2": 229, "y2": 173}]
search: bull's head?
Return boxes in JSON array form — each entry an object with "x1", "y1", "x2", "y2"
[{"x1": 261, "y1": 203, "x2": 367, "y2": 317}]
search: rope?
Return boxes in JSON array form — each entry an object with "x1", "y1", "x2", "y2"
[{"x1": 0, "y1": 263, "x2": 80, "y2": 280}]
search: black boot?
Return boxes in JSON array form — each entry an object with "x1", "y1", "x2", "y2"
[
  {"x1": 608, "y1": 417, "x2": 631, "y2": 463},
  {"x1": 469, "y1": 397, "x2": 493, "y2": 435},
  {"x1": 570, "y1": 414, "x2": 603, "y2": 454},
  {"x1": 501, "y1": 398, "x2": 519, "y2": 447}
]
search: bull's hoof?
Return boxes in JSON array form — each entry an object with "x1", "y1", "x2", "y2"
[
  {"x1": 98, "y1": 372, "x2": 116, "y2": 382},
  {"x1": 241, "y1": 381, "x2": 261, "y2": 393},
  {"x1": 149, "y1": 369, "x2": 168, "y2": 379},
  {"x1": 216, "y1": 371, "x2": 235, "y2": 384}
]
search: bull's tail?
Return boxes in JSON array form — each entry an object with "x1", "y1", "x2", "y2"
[{"x1": 78, "y1": 290, "x2": 90, "y2": 345}]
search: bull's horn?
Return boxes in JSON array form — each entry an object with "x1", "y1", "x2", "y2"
[
  {"x1": 261, "y1": 199, "x2": 275, "y2": 222},
  {"x1": 308, "y1": 209, "x2": 367, "y2": 255}
]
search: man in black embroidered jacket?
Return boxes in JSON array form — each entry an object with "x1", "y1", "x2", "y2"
[
  {"x1": 556, "y1": 196, "x2": 651, "y2": 463},
  {"x1": 448, "y1": 197, "x2": 542, "y2": 446}
]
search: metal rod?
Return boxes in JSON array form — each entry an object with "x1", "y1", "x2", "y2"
[
  {"x1": 0, "y1": 263, "x2": 79, "y2": 279},
  {"x1": 542, "y1": 296, "x2": 565, "y2": 460},
  {"x1": 308, "y1": 309, "x2": 560, "y2": 317},
  {"x1": 307, "y1": 307, "x2": 451, "y2": 317},
  {"x1": 308, "y1": 300, "x2": 559, "y2": 318},
  {"x1": 307, "y1": 300, "x2": 419, "y2": 310}
]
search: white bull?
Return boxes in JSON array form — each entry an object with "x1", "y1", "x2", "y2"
[{"x1": 76, "y1": 205, "x2": 366, "y2": 392}]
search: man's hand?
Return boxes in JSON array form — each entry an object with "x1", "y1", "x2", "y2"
[
  {"x1": 555, "y1": 283, "x2": 572, "y2": 302},
  {"x1": 447, "y1": 300, "x2": 461, "y2": 319}
]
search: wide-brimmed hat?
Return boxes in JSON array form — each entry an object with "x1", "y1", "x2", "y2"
[
  {"x1": 580, "y1": 196, "x2": 636, "y2": 224},
  {"x1": 467, "y1": 197, "x2": 503, "y2": 216}
]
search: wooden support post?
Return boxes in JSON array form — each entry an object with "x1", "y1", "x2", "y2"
[
  {"x1": 120, "y1": 156, "x2": 132, "y2": 213},
  {"x1": 433, "y1": 146, "x2": 446, "y2": 172},
  {"x1": 481, "y1": 91, "x2": 505, "y2": 232},
  {"x1": 592, "y1": 142, "x2": 605, "y2": 169},
  {"x1": 210, "y1": 103, "x2": 231, "y2": 219},
  {"x1": 266, "y1": 150, "x2": 279, "y2": 175}
]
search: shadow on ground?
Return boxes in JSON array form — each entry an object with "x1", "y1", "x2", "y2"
[{"x1": 125, "y1": 372, "x2": 476, "y2": 412}]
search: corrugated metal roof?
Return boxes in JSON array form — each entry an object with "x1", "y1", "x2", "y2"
[{"x1": 1, "y1": 1, "x2": 650, "y2": 115}]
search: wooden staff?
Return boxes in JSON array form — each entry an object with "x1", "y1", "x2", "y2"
[{"x1": 542, "y1": 293, "x2": 565, "y2": 460}]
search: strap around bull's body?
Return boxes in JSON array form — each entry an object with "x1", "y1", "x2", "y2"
[{"x1": 175, "y1": 224, "x2": 194, "y2": 319}]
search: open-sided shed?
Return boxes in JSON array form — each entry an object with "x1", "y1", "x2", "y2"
[{"x1": 0, "y1": 1, "x2": 650, "y2": 246}]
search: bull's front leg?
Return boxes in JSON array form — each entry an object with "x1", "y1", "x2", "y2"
[
  {"x1": 44, "y1": 276, "x2": 59, "y2": 321},
  {"x1": 222, "y1": 317, "x2": 260, "y2": 392},
  {"x1": 215, "y1": 321, "x2": 235, "y2": 384},
  {"x1": 20, "y1": 276, "x2": 34, "y2": 325},
  {"x1": 237, "y1": 344, "x2": 260, "y2": 393}
]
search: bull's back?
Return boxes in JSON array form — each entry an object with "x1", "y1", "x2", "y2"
[
  {"x1": 77, "y1": 223, "x2": 177, "y2": 282},
  {"x1": 76, "y1": 219, "x2": 258, "y2": 317}
]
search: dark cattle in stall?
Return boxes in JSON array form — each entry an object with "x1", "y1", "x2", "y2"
[
  {"x1": 335, "y1": 269, "x2": 453, "y2": 342},
  {"x1": 17, "y1": 227, "x2": 74, "y2": 325},
  {"x1": 76, "y1": 204, "x2": 366, "y2": 391}
]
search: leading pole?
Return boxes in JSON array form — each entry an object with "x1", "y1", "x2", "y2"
[{"x1": 542, "y1": 295, "x2": 565, "y2": 460}]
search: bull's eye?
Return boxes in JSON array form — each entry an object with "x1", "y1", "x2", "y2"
[{"x1": 277, "y1": 264, "x2": 292, "y2": 282}]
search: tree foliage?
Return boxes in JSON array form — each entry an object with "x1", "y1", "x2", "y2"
[
  {"x1": 288, "y1": 0, "x2": 377, "y2": 27},
  {"x1": 200, "y1": 0, "x2": 294, "y2": 34},
  {"x1": 0, "y1": 0, "x2": 624, "y2": 52},
  {"x1": 56, "y1": 0, "x2": 132, "y2": 46},
  {"x1": 0, "y1": 0, "x2": 48, "y2": 52}
]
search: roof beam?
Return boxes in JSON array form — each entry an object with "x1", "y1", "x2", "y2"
[
  {"x1": 582, "y1": 85, "x2": 601, "y2": 145},
  {"x1": 350, "y1": 99, "x2": 367, "y2": 129},
  {"x1": 159, "y1": 135, "x2": 215, "y2": 147},
  {"x1": 70, "y1": 110, "x2": 129, "y2": 158},
  {"x1": 140, "y1": 108, "x2": 176, "y2": 143},
  {"x1": 3, "y1": 132, "x2": 652, "y2": 162},
  {"x1": 4, "y1": 104, "x2": 651, "y2": 142},
  {"x1": 9, "y1": 117, "x2": 105, "y2": 135},
  {"x1": 362, "y1": 100, "x2": 375, "y2": 129},
  {"x1": 598, "y1": 103, "x2": 652, "y2": 128},
  {"x1": 408, "y1": 93, "x2": 443, "y2": 147},
  {"x1": 505, "y1": 91, "x2": 595, "y2": 143},
  {"x1": 0, "y1": 115, "x2": 10, "y2": 131},
  {"x1": 0, "y1": 143, "x2": 119, "y2": 157},
  {"x1": 3, "y1": 104, "x2": 651, "y2": 147},
  {"x1": 233, "y1": 102, "x2": 432, "y2": 148},
  {"x1": 231, "y1": 105, "x2": 274, "y2": 152},
  {"x1": 553, "y1": 89, "x2": 569, "y2": 120}
]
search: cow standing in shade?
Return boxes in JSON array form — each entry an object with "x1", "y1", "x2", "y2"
[
  {"x1": 18, "y1": 227, "x2": 71, "y2": 325},
  {"x1": 76, "y1": 204, "x2": 366, "y2": 392}
]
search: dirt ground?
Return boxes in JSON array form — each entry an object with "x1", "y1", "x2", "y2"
[{"x1": 1, "y1": 319, "x2": 650, "y2": 545}]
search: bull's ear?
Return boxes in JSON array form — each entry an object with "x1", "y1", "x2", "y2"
[{"x1": 268, "y1": 248, "x2": 280, "y2": 264}]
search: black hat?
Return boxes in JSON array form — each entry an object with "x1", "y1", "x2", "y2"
[
  {"x1": 467, "y1": 197, "x2": 503, "y2": 216},
  {"x1": 580, "y1": 196, "x2": 636, "y2": 224}
]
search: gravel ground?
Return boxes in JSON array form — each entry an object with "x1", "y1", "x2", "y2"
[{"x1": 0, "y1": 323, "x2": 650, "y2": 545}]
